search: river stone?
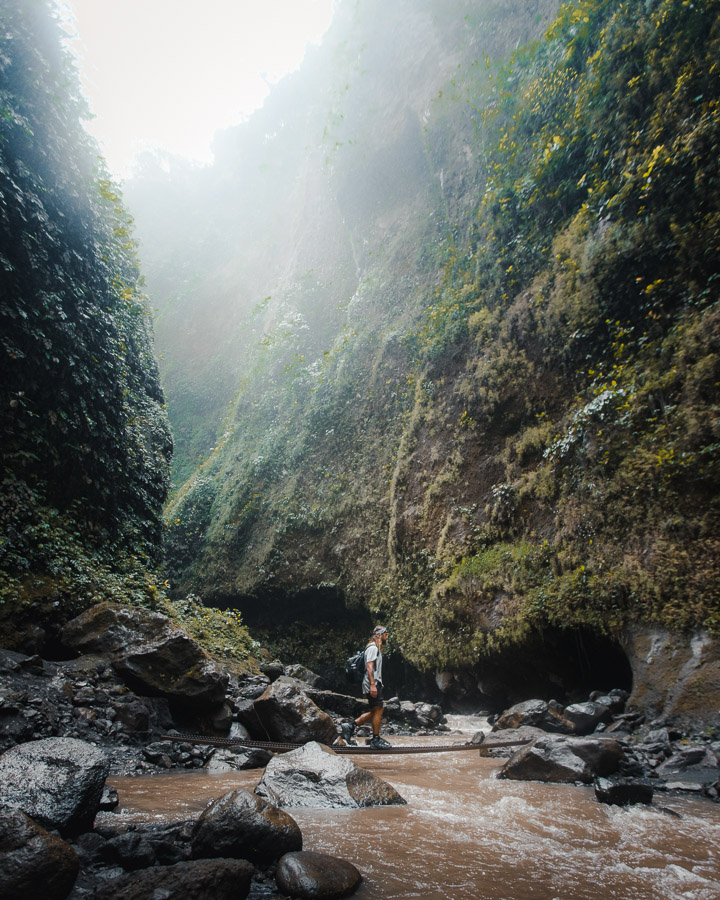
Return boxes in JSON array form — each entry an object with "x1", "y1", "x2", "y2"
[
  {"x1": 204, "y1": 745, "x2": 273, "y2": 772},
  {"x1": 594, "y1": 778, "x2": 654, "y2": 806},
  {"x1": 89, "y1": 858, "x2": 254, "y2": 900},
  {"x1": 478, "y1": 726, "x2": 547, "y2": 758},
  {"x1": 0, "y1": 808, "x2": 79, "y2": 900},
  {"x1": 253, "y1": 678, "x2": 337, "y2": 744},
  {"x1": 0, "y1": 737, "x2": 109, "y2": 835},
  {"x1": 563, "y1": 701, "x2": 612, "y2": 735},
  {"x1": 255, "y1": 741, "x2": 406, "y2": 809},
  {"x1": 190, "y1": 788, "x2": 302, "y2": 864},
  {"x1": 276, "y1": 850, "x2": 362, "y2": 899},
  {"x1": 61, "y1": 601, "x2": 228, "y2": 707},
  {"x1": 498, "y1": 735, "x2": 623, "y2": 784},
  {"x1": 285, "y1": 664, "x2": 324, "y2": 688},
  {"x1": 493, "y1": 699, "x2": 550, "y2": 731}
]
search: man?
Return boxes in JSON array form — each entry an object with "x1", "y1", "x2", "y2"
[{"x1": 341, "y1": 625, "x2": 391, "y2": 749}]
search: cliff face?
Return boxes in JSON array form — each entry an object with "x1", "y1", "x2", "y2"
[
  {"x1": 0, "y1": 0, "x2": 172, "y2": 646},
  {"x1": 130, "y1": 0, "x2": 720, "y2": 688}
]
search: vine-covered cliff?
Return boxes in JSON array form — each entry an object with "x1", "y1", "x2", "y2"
[
  {"x1": 0, "y1": 0, "x2": 172, "y2": 646},
  {"x1": 131, "y1": 0, "x2": 720, "y2": 676}
]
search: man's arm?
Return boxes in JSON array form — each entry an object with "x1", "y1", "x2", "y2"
[{"x1": 366, "y1": 658, "x2": 377, "y2": 694}]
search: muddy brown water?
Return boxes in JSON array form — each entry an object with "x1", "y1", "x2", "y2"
[{"x1": 104, "y1": 717, "x2": 720, "y2": 899}]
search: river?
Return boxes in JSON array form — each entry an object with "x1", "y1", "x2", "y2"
[{"x1": 104, "y1": 716, "x2": 720, "y2": 899}]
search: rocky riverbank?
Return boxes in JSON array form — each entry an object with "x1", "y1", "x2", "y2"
[{"x1": 1, "y1": 600, "x2": 719, "y2": 898}]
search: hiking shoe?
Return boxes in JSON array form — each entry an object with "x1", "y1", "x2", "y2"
[
  {"x1": 341, "y1": 722, "x2": 357, "y2": 745},
  {"x1": 368, "y1": 734, "x2": 392, "y2": 749}
]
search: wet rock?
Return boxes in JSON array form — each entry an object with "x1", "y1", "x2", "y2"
[
  {"x1": 285, "y1": 664, "x2": 324, "y2": 688},
  {"x1": 89, "y1": 858, "x2": 254, "y2": 900},
  {"x1": 563, "y1": 701, "x2": 612, "y2": 736},
  {"x1": 99, "y1": 785, "x2": 119, "y2": 812},
  {"x1": 254, "y1": 678, "x2": 337, "y2": 744},
  {"x1": 305, "y1": 688, "x2": 365, "y2": 719},
  {"x1": 259, "y1": 660, "x2": 285, "y2": 681},
  {"x1": 204, "y1": 745, "x2": 273, "y2": 772},
  {"x1": 255, "y1": 741, "x2": 406, "y2": 809},
  {"x1": 0, "y1": 737, "x2": 109, "y2": 835},
  {"x1": 656, "y1": 746, "x2": 715, "y2": 775},
  {"x1": 190, "y1": 788, "x2": 302, "y2": 864},
  {"x1": 100, "y1": 830, "x2": 157, "y2": 870},
  {"x1": 276, "y1": 850, "x2": 362, "y2": 898},
  {"x1": 0, "y1": 808, "x2": 79, "y2": 900},
  {"x1": 110, "y1": 698, "x2": 150, "y2": 732},
  {"x1": 478, "y1": 726, "x2": 546, "y2": 758},
  {"x1": 492, "y1": 699, "x2": 550, "y2": 731},
  {"x1": 498, "y1": 735, "x2": 623, "y2": 784},
  {"x1": 594, "y1": 777, "x2": 654, "y2": 806}
]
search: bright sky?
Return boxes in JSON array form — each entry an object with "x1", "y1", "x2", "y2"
[{"x1": 56, "y1": 0, "x2": 334, "y2": 179}]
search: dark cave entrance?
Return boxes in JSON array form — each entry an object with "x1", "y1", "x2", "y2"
[{"x1": 444, "y1": 627, "x2": 634, "y2": 713}]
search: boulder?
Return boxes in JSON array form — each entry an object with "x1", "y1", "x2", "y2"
[
  {"x1": 493, "y1": 699, "x2": 577, "y2": 734},
  {"x1": 563, "y1": 701, "x2": 613, "y2": 735},
  {"x1": 492, "y1": 699, "x2": 550, "y2": 731},
  {"x1": 478, "y1": 726, "x2": 546, "y2": 758},
  {"x1": 204, "y1": 745, "x2": 273, "y2": 772},
  {"x1": 0, "y1": 808, "x2": 79, "y2": 900},
  {"x1": 255, "y1": 742, "x2": 406, "y2": 809},
  {"x1": 276, "y1": 850, "x2": 362, "y2": 899},
  {"x1": 253, "y1": 678, "x2": 337, "y2": 744},
  {"x1": 594, "y1": 778, "x2": 654, "y2": 806},
  {"x1": 190, "y1": 788, "x2": 302, "y2": 864},
  {"x1": 285, "y1": 664, "x2": 324, "y2": 688},
  {"x1": 89, "y1": 858, "x2": 254, "y2": 900},
  {"x1": 61, "y1": 602, "x2": 228, "y2": 708},
  {"x1": 498, "y1": 735, "x2": 623, "y2": 784},
  {"x1": 656, "y1": 746, "x2": 716, "y2": 775},
  {"x1": 0, "y1": 737, "x2": 109, "y2": 835}
]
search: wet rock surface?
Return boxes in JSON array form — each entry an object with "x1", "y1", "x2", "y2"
[
  {"x1": 255, "y1": 741, "x2": 406, "y2": 809},
  {"x1": 276, "y1": 850, "x2": 362, "y2": 898},
  {"x1": 253, "y1": 678, "x2": 339, "y2": 744},
  {"x1": 0, "y1": 807, "x2": 79, "y2": 900},
  {"x1": 87, "y1": 858, "x2": 255, "y2": 900},
  {"x1": 190, "y1": 788, "x2": 303, "y2": 864},
  {"x1": 498, "y1": 734, "x2": 623, "y2": 784},
  {"x1": 0, "y1": 737, "x2": 109, "y2": 835}
]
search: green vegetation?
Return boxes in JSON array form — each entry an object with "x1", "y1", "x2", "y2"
[
  {"x1": 134, "y1": 0, "x2": 720, "y2": 675},
  {"x1": 0, "y1": 0, "x2": 172, "y2": 644}
]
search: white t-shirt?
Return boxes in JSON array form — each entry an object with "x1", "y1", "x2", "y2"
[{"x1": 362, "y1": 642, "x2": 383, "y2": 692}]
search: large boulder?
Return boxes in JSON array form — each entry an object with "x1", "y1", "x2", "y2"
[
  {"x1": 253, "y1": 678, "x2": 338, "y2": 744},
  {"x1": 204, "y1": 746, "x2": 273, "y2": 772},
  {"x1": 492, "y1": 699, "x2": 575, "y2": 734},
  {"x1": 255, "y1": 742, "x2": 406, "y2": 809},
  {"x1": 0, "y1": 737, "x2": 109, "y2": 835},
  {"x1": 61, "y1": 602, "x2": 228, "y2": 708},
  {"x1": 562, "y1": 701, "x2": 612, "y2": 735},
  {"x1": 190, "y1": 788, "x2": 302, "y2": 864},
  {"x1": 498, "y1": 735, "x2": 623, "y2": 784},
  {"x1": 276, "y1": 850, "x2": 362, "y2": 899},
  {"x1": 492, "y1": 699, "x2": 550, "y2": 731},
  {"x1": 89, "y1": 858, "x2": 254, "y2": 900},
  {"x1": 0, "y1": 808, "x2": 79, "y2": 900}
]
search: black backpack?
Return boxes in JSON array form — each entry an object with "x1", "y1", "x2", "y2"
[{"x1": 344, "y1": 647, "x2": 366, "y2": 684}]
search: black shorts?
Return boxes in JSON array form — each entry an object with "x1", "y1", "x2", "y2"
[{"x1": 364, "y1": 683, "x2": 384, "y2": 708}]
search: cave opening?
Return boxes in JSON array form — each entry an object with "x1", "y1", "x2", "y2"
[{"x1": 444, "y1": 626, "x2": 634, "y2": 713}]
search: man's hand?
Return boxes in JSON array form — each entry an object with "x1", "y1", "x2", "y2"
[{"x1": 369, "y1": 683, "x2": 377, "y2": 696}]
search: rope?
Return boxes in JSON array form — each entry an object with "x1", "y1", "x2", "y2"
[{"x1": 157, "y1": 733, "x2": 531, "y2": 755}]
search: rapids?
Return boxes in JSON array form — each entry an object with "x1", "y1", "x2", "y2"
[{"x1": 103, "y1": 716, "x2": 720, "y2": 899}]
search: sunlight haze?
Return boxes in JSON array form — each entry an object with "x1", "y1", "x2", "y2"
[{"x1": 58, "y1": 0, "x2": 334, "y2": 178}]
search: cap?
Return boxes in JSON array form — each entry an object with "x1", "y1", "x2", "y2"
[{"x1": 372, "y1": 625, "x2": 387, "y2": 636}]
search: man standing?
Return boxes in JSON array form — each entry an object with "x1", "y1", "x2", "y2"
[{"x1": 341, "y1": 625, "x2": 391, "y2": 749}]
